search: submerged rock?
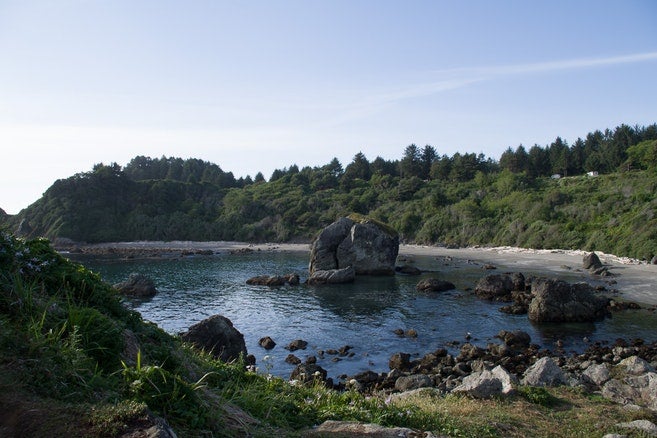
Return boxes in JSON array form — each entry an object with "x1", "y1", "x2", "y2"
[{"x1": 416, "y1": 278, "x2": 456, "y2": 292}]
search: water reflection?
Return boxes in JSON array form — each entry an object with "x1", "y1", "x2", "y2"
[{"x1": 70, "y1": 251, "x2": 657, "y2": 379}]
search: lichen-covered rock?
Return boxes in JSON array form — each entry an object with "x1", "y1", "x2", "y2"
[
  {"x1": 309, "y1": 215, "x2": 399, "y2": 277},
  {"x1": 521, "y1": 357, "x2": 567, "y2": 387},
  {"x1": 528, "y1": 278, "x2": 609, "y2": 322},
  {"x1": 394, "y1": 374, "x2": 434, "y2": 392},
  {"x1": 452, "y1": 366, "x2": 517, "y2": 398},
  {"x1": 181, "y1": 315, "x2": 247, "y2": 362},
  {"x1": 305, "y1": 420, "x2": 419, "y2": 438},
  {"x1": 582, "y1": 363, "x2": 611, "y2": 386}
]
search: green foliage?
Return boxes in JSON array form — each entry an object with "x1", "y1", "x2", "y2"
[
  {"x1": 518, "y1": 386, "x2": 560, "y2": 407},
  {"x1": 2, "y1": 123, "x2": 656, "y2": 260},
  {"x1": 67, "y1": 306, "x2": 125, "y2": 371},
  {"x1": 121, "y1": 351, "x2": 210, "y2": 428}
]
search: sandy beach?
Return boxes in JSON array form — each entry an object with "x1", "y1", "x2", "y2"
[{"x1": 65, "y1": 240, "x2": 657, "y2": 306}]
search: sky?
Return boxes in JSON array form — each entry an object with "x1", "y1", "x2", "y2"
[{"x1": 1, "y1": 1, "x2": 656, "y2": 214}]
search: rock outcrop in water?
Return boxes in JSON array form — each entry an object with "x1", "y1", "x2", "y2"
[
  {"x1": 181, "y1": 315, "x2": 247, "y2": 362},
  {"x1": 308, "y1": 215, "x2": 399, "y2": 280},
  {"x1": 528, "y1": 278, "x2": 610, "y2": 322},
  {"x1": 114, "y1": 273, "x2": 158, "y2": 297}
]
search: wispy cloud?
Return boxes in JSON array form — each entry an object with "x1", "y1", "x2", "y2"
[
  {"x1": 460, "y1": 51, "x2": 657, "y2": 77},
  {"x1": 319, "y1": 51, "x2": 657, "y2": 126}
]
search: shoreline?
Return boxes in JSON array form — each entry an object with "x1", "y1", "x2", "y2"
[{"x1": 60, "y1": 240, "x2": 657, "y2": 306}]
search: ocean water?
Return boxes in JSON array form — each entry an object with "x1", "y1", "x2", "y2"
[{"x1": 72, "y1": 251, "x2": 657, "y2": 380}]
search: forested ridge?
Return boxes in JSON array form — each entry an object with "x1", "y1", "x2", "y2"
[{"x1": 3, "y1": 123, "x2": 657, "y2": 259}]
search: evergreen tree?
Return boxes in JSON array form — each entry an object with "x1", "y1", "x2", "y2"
[
  {"x1": 420, "y1": 145, "x2": 437, "y2": 179},
  {"x1": 400, "y1": 144, "x2": 422, "y2": 178}
]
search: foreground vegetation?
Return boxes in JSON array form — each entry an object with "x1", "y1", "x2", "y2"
[{"x1": 1, "y1": 232, "x2": 656, "y2": 436}]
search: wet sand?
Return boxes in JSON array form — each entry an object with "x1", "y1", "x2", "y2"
[{"x1": 65, "y1": 241, "x2": 657, "y2": 306}]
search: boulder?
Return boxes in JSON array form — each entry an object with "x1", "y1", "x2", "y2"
[
  {"x1": 114, "y1": 273, "x2": 158, "y2": 297},
  {"x1": 496, "y1": 330, "x2": 531, "y2": 350},
  {"x1": 474, "y1": 274, "x2": 516, "y2": 301},
  {"x1": 181, "y1": 315, "x2": 247, "y2": 362},
  {"x1": 452, "y1": 366, "x2": 517, "y2": 398},
  {"x1": 416, "y1": 278, "x2": 456, "y2": 292},
  {"x1": 389, "y1": 352, "x2": 412, "y2": 371},
  {"x1": 582, "y1": 363, "x2": 611, "y2": 387},
  {"x1": 307, "y1": 266, "x2": 355, "y2": 285},
  {"x1": 309, "y1": 215, "x2": 399, "y2": 276},
  {"x1": 615, "y1": 420, "x2": 657, "y2": 436},
  {"x1": 285, "y1": 339, "x2": 308, "y2": 351},
  {"x1": 285, "y1": 354, "x2": 301, "y2": 365},
  {"x1": 258, "y1": 336, "x2": 276, "y2": 350},
  {"x1": 521, "y1": 357, "x2": 567, "y2": 387},
  {"x1": 305, "y1": 421, "x2": 419, "y2": 438},
  {"x1": 618, "y1": 355, "x2": 655, "y2": 376},
  {"x1": 528, "y1": 278, "x2": 609, "y2": 322},
  {"x1": 651, "y1": 255, "x2": 657, "y2": 265},
  {"x1": 290, "y1": 363, "x2": 327, "y2": 384},
  {"x1": 601, "y1": 370, "x2": 657, "y2": 410},
  {"x1": 246, "y1": 274, "x2": 299, "y2": 286},
  {"x1": 583, "y1": 252, "x2": 603, "y2": 270},
  {"x1": 394, "y1": 374, "x2": 434, "y2": 392}
]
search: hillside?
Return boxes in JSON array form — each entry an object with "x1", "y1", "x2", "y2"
[{"x1": 2, "y1": 123, "x2": 657, "y2": 260}]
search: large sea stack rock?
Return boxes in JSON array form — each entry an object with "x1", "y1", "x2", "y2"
[
  {"x1": 181, "y1": 315, "x2": 247, "y2": 363},
  {"x1": 309, "y1": 215, "x2": 399, "y2": 276},
  {"x1": 528, "y1": 278, "x2": 609, "y2": 323}
]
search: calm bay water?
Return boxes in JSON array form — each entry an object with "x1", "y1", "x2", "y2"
[{"x1": 73, "y1": 251, "x2": 657, "y2": 380}]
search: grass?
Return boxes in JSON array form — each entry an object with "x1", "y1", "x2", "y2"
[
  {"x1": 389, "y1": 386, "x2": 657, "y2": 437},
  {"x1": 2, "y1": 230, "x2": 656, "y2": 437}
]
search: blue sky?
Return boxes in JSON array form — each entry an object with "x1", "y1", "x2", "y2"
[{"x1": 1, "y1": 0, "x2": 656, "y2": 214}]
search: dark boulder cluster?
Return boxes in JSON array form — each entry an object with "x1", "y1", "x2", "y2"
[
  {"x1": 246, "y1": 273, "x2": 300, "y2": 286},
  {"x1": 475, "y1": 272, "x2": 611, "y2": 322},
  {"x1": 528, "y1": 278, "x2": 609, "y2": 322},
  {"x1": 331, "y1": 334, "x2": 657, "y2": 411}
]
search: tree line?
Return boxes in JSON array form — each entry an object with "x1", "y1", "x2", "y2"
[{"x1": 3, "y1": 123, "x2": 656, "y2": 259}]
